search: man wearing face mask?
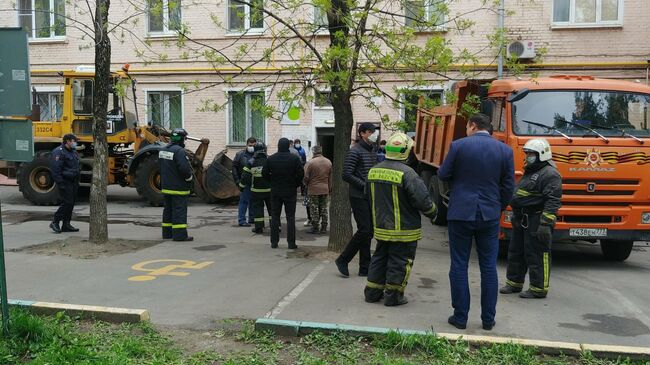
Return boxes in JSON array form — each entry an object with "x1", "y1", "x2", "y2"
[
  {"x1": 500, "y1": 138, "x2": 562, "y2": 299},
  {"x1": 49, "y1": 134, "x2": 81, "y2": 233},
  {"x1": 232, "y1": 137, "x2": 257, "y2": 227},
  {"x1": 335, "y1": 122, "x2": 379, "y2": 277}
]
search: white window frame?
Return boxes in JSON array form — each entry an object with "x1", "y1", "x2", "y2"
[
  {"x1": 144, "y1": 89, "x2": 185, "y2": 129},
  {"x1": 313, "y1": 5, "x2": 329, "y2": 34},
  {"x1": 147, "y1": 0, "x2": 182, "y2": 36},
  {"x1": 404, "y1": 0, "x2": 446, "y2": 31},
  {"x1": 225, "y1": 88, "x2": 267, "y2": 145},
  {"x1": 19, "y1": 0, "x2": 66, "y2": 40},
  {"x1": 551, "y1": 0, "x2": 623, "y2": 28},
  {"x1": 33, "y1": 86, "x2": 64, "y2": 121},
  {"x1": 226, "y1": 0, "x2": 265, "y2": 35},
  {"x1": 399, "y1": 87, "x2": 445, "y2": 133}
]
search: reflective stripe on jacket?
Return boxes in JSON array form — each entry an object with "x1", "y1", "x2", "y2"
[
  {"x1": 240, "y1": 153, "x2": 271, "y2": 193},
  {"x1": 510, "y1": 161, "x2": 562, "y2": 225},
  {"x1": 366, "y1": 160, "x2": 436, "y2": 242}
]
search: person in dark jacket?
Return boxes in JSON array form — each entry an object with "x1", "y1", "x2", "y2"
[
  {"x1": 335, "y1": 122, "x2": 378, "y2": 277},
  {"x1": 49, "y1": 134, "x2": 81, "y2": 233},
  {"x1": 240, "y1": 142, "x2": 272, "y2": 234},
  {"x1": 160, "y1": 128, "x2": 194, "y2": 241},
  {"x1": 438, "y1": 113, "x2": 515, "y2": 331},
  {"x1": 232, "y1": 137, "x2": 257, "y2": 227},
  {"x1": 376, "y1": 140, "x2": 387, "y2": 162},
  {"x1": 262, "y1": 138, "x2": 304, "y2": 249},
  {"x1": 364, "y1": 133, "x2": 438, "y2": 306},
  {"x1": 500, "y1": 138, "x2": 562, "y2": 299},
  {"x1": 293, "y1": 138, "x2": 307, "y2": 165}
]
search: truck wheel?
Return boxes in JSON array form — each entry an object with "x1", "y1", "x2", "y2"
[
  {"x1": 428, "y1": 174, "x2": 447, "y2": 226},
  {"x1": 134, "y1": 154, "x2": 164, "y2": 207},
  {"x1": 16, "y1": 152, "x2": 61, "y2": 206},
  {"x1": 600, "y1": 239, "x2": 634, "y2": 262}
]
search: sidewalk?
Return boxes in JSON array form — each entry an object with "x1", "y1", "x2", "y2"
[{"x1": 2, "y1": 185, "x2": 650, "y2": 348}]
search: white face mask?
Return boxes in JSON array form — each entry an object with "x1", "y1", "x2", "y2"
[
  {"x1": 525, "y1": 155, "x2": 537, "y2": 165},
  {"x1": 294, "y1": 143, "x2": 301, "y2": 149},
  {"x1": 368, "y1": 131, "x2": 379, "y2": 143},
  {"x1": 247, "y1": 146, "x2": 255, "y2": 153}
]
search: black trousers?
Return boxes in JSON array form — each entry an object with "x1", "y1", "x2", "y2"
[
  {"x1": 53, "y1": 179, "x2": 78, "y2": 224},
  {"x1": 251, "y1": 192, "x2": 272, "y2": 231},
  {"x1": 505, "y1": 213, "x2": 551, "y2": 295},
  {"x1": 338, "y1": 196, "x2": 373, "y2": 271},
  {"x1": 162, "y1": 194, "x2": 189, "y2": 241},
  {"x1": 270, "y1": 193, "x2": 297, "y2": 247},
  {"x1": 365, "y1": 240, "x2": 417, "y2": 301}
]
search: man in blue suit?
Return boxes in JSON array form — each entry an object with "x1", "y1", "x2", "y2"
[{"x1": 438, "y1": 113, "x2": 515, "y2": 331}]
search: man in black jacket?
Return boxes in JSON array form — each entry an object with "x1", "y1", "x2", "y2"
[
  {"x1": 160, "y1": 128, "x2": 194, "y2": 241},
  {"x1": 335, "y1": 122, "x2": 379, "y2": 277},
  {"x1": 232, "y1": 137, "x2": 257, "y2": 227},
  {"x1": 262, "y1": 138, "x2": 304, "y2": 249},
  {"x1": 49, "y1": 134, "x2": 80, "y2": 233}
]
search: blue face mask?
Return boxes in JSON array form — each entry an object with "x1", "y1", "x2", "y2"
[{"x1": 71, "y1": 142, "x2": 78, "y2": 150}]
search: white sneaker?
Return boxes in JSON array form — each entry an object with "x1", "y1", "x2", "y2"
[{"x1": 303, "y1": 220, "x2": 311, "y2": 226}]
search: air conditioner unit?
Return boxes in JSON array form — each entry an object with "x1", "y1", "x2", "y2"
[{"x1": 507, "y1": 40, "x2": 536, "y2": 59}]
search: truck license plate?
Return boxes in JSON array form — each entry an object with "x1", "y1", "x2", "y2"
[{"x1": 569, "y1": 228, "x2": 607, "y2": 237}]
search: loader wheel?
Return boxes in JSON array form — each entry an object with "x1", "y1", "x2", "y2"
[
  {"x1": 17, "y1": 152, "x2": 61, "y2": 206},
  {"x1": 134, "y1": 154, "x2": 163, "y2": 207},
  {"x1": 600, "y1": 239, "x2": 634, "y2": 262}
]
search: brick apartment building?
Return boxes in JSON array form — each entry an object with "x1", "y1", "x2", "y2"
[{"x1": 0, "y1": 0, "x2": 648, "y2": 161}]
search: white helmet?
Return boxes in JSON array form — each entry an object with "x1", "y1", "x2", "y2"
[{"x1": 523, "y1": 138, "x2": 552, "y2": 162}]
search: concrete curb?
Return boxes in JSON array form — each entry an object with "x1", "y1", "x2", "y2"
[
  {"x1": 9, "y1": 299, "x2": 150, "y2": 324},
  {"x1": 255, "y1": 318, "x2": 650, "y2": 360}
]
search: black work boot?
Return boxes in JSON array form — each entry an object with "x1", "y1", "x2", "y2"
[
  {"x1": 364, "y1": 288, "x2": 384, "y2": 303},
  {"x1": 519, "y1": 290, "x2": 546, "y2": 299},
  {"x1": 308, "y1": 227, "x2": 320, "y2": 234},
  {"x1": 61, "y1": 222, "x2": 79, "y2": 232},
  {"x1": 320, "y1": 225, "x2": 327, "y2": 233},
  {"x1": 384, "y1": 290, "x2": 408, "y2": 307},
  {"x1": 335, "y1": 258, "x2": 349, "y2": 278},
  {"x1": 49, "y1": 221, "x2": 61, "y2": 234},
  {"x1": 499, "y1": 285, "x2": 522, "y2": 294}
]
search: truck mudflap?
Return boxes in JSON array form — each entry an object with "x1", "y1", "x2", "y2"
[{"x1": 499, "y1": 228, "x2": 650, "y2": 242}]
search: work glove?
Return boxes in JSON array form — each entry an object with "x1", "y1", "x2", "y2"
[
  {"x1": 535, "y1": 224, "x2": 553, "y2": 244},
  {"x1": 426, "y1": 204, "x2": 439, "y2": 225}
]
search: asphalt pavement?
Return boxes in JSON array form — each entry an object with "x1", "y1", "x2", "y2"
[{"x1": 1, "y1": 185, "x2": 649, "y2": 347}]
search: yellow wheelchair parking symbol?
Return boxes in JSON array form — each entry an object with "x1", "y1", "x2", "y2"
[{"x1": 128, "y1": 259, "x2": 214, "y2": 282}]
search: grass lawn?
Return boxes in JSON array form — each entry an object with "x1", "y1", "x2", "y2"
[{"x1": 0, "y1": 309, "x2": 648, "y2": 364}]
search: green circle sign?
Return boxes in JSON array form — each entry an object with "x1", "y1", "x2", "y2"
[{"x1": 287, "y1": 106, "x2": 300, "y2": 121}]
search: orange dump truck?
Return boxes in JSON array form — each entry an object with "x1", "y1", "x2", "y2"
[{"x1": 415, "y1": 76, "x2": 650, "y2": 261}]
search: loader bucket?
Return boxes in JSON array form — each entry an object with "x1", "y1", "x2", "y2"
[{"x1": 200, "y1": 150, "x2": 240, "y2": 202}]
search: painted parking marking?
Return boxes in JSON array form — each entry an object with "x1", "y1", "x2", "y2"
[{"x1": 128, "y1": 259, "x2": 214, "y2": 282}]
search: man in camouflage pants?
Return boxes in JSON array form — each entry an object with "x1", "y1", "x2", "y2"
[{"x1": 303, "y1": 145, "x2": 332, "y2": 234}]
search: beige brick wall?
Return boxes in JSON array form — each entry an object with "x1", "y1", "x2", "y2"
[{"x1": 3, "y1": 0, "x2": 649, "y2": 160}]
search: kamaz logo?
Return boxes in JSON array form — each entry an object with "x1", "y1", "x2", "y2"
[{"x1": 568, "y1": 167, "x2": 616, "y2": 172}]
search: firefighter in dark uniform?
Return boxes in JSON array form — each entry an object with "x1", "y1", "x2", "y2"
[
  {"x1": 160, "y1": 128, "x2": 194, "y2": 241},
  {"x1": 49, "y1": 134, "x2": 81, "y2": 233},
  {"x1": 364, "y1": 133, "x2": 438, "y2": 306},
  {"x1": 500, "y1": 138, "x2": 562, "y2": 299},
  {"x1": 239, "y1": 142, "x2": 272, "y2": 234}
]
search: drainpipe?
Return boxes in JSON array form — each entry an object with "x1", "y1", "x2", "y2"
[{"x1": 497, "y1": 0, "x2": 505, "y2": 79}]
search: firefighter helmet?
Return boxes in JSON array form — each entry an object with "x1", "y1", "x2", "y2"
[
  {"x1": 253, "y1": 141, "x2": 266, "y2": 152},
  {"x1": 523, "y1": 138, "x2": 552, "y2": 162},
  {"x1": 385, "y1": 133, "x2": 414, "y2": 161},
  {"x1": 170, "y1": 128, "x2": 188, "y2": 143}
]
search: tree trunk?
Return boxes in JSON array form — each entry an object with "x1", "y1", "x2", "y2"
[
  {"x1": 89, "y1": 0, "x2": 111, "y2": 244},
  {"x1": 327, "y1": 92, "x2": 354, "y2": 252}
]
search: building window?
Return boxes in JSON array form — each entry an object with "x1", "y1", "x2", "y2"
[
  {"x1": 314, "y1": 90, "x2": 333, "y2": 108},
  {"x1": 19, "y1": 0, "x2": 66, "y2": 39},
  {"x1": 228, "y1": 0, "x2": 264, "y2": 32},
  {"x1": 147, "y1": 91, "x2": 183, "y2": 129},
  {"x1": 36, "y1": 92, "x2": 63, "y2": 121},
  {"x1": 72, "y1": 79, "x2": 93, "y2": 115},
  {"x1": 404, "y1": 0, "x2": 446, "y2": 29},
  {"x1": 229, "y1": 91, "x2": 265, "y2": 144},
  {"x1": 552, "y1": 0, "x2": 622, "y2": 26},
  {"x1": 314, "y1": 5, "x2": 328, "y2": 29},
  {"x1": 148, "y1": 0, "x2": 181, "y2": 34},
  {"x1": 401, "y1": 89, "x2": 442, "y2": 133}
]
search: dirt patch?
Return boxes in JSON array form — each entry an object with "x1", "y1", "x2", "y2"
[
  {"x1": 285, "y1": 245, "x2": 338, "y2": 261},
  {"x1": 9, "y1": 236, "x2": 162, "y2": 259},
  {"x1": 157, "y1": 322, "x2": 255, "y2": 357}
]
